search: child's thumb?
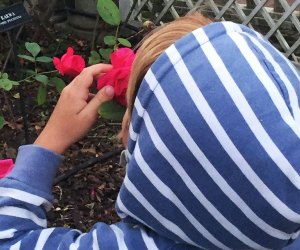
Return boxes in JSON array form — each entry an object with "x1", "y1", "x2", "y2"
[{"x1": 83, "y1": 86, "x2": 115, "y2": 116}]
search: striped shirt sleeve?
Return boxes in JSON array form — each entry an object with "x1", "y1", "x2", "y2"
[{"x1": 0, "y1": 145, "x2": 175, "y2": 250}]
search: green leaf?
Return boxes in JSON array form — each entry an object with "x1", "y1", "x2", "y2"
[
  {"x1": 0, "y1": 79, "x2": 13, "y2": 91},
  {"x1": 36, "y1": 56, "x2": 53, "y2": 63},
  {"x1": 49, "y1": 77, "x2": 65, "y2": 93},
  {"x1": 23, "y1": 69, "x2": 36, "y2": 75},
  {"x1": 104, "y1": 35, "x2": 116, "y2": 46},
  {"x1": 0, "y1": 116, "x2": 5, "y2": 129},
  {"x1": 25, "y1": 42, "x2": 41, "y2": 58},
  {"x1": 117, "y1": 38, "x2": 132, "y2": 47},
  {"x1": 34, "y1": 75, "x2": 49, "y2": 85},
  {"x1": 99, "y1": 48, "x2": 113, "y2": 62},
  {"x1": 88, "y1": 50, "x2": 101, "y2": 65},
  {"x1": 37, "y1": 84, "x2": 47, "y2": 105},
  {"x1": 0, "y1": 73, "x2": 18, "y2": 91},
  {"x1": 96, "y1": 0, "x2": 121, "y2": 26},
  {"x1": 18, "y1": 54, "x2": 35, "y2": 62},
  {"x1": 1, "y1": 73, "x2": 8, "y2": 79},
  {"x1": 98, "y1": 100, "x2": 126, "y2": 121}
]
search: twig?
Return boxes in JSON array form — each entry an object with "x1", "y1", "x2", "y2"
[
  {"x1": 53, "y1": 148, "x2": 123, "y2": 185},
  {"x1": 1, "y1": 27, "x2": 25, "y2": 130},
  {"x1": 91, "y1": 15, "x2": 100, "y2": 50},
  {"x1": 0, "y1": 26, "x2": 24, "y2": 131},
  {"x1": 1, "y1": 26, "x2": 24, "y2": 75},
  {"x1": 7, "y1": 31, "x2": 30, "y2": 143}
]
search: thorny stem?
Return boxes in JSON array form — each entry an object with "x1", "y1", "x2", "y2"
[
  {"x1": 18, "y1": 70, "x2": 58, "y2": 83},
  {"x1": 113, "y1": 25, "x2": 120, "y2": 51},
  {"x1": 91, "y1": 15, "x2": 100, "y2": 50}
]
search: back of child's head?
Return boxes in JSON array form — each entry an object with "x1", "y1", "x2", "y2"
[
  {"x1": 127, "y1": 12, "x2": 213, "y2": 115},
  {"x1": 118, "y1": 12, "x2": 300, "y2": 249}
]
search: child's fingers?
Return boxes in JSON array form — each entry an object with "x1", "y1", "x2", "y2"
[
  {"x1": 72, "y1": 64, "x2": 113, "y2": 89},
  {"x1": 79, "y1": 86, "x2": 115, "y2": 120}
]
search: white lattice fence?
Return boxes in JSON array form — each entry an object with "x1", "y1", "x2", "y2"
[{"x1": 120, "y1": 0, "x2": 300, "y2": 67}]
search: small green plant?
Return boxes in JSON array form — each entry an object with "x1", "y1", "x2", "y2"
[
  {"x1": 0, "y1": 42, "x2": 65, "y2": 130},
  {"x1": 88, "y1": 0, "x2": 132, "y2": 66},
  {"x1": 18, "y1": 42, "x2": 65, "y2": 105},
  {"x1": 0, "y1": 73, "x2": 19, "y2": 129},
  {"x1": 87, "y1": 0, "x2": 136, "y2": 121},
  {"x1": 0, "y1": 73, "x2": 19, "y2": 91}
]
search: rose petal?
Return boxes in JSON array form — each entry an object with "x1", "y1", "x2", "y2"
[
  {"x1": 110, "y1": 48, "x2": 135, "y2": 68},
  {"x1": 53, "y1": 47, "x2": 85, "y2": 78},
  {"x1": 97, "y1": 48, "x2": 135, "y2": 107},
  {"x1": 53, "y1": 57, "x2": 65, "y2": 76},
  {"x1": 97, "y1": 68, "x2": 129, "y2": 106},
  {"x1": 97, "y1": 71, "x2": 115, "y2": 89}
]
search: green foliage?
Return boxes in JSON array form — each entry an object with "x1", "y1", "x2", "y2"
[
  {"x1": 0, "y1": 73, "x2": 18, "y2": 130},
  {"x1": 18, "y1": 42, "x2": 52, "y2": 63},
  {"x1": 95, "y1": 0, "x2": 132, "y2": 59},
  {"x1": 88, "y1": 51, "x2": 101, "y2": 65},
  {"x1": 16, "y1": 42, "x2": 65, "y2": 105},
  {"x1": 104, "y1": 35, "x2": 116, "y2": 46},
  {"x1": 34, "y1": 75, "x2": 49, "y2": 85},
  {"x1": 25, "y1": 42, "x2": 41, "y2": 58},
  {"x1": 117, "y1": 38, "x2": 132, "y2": 47},
  {"x1": 88, "y1": 47, "x2": 114, "y2": 65},
  {"x1": 99, "y1": 101, "x2": 126, "y2": 121},
  {"x1": 37, "y1": 85, "x2": 47, "y2": 106},
  {"x1": 36, "y1": 56, "x2": 53, "y2": 63},
  {"x1": 49, "y1": 77, "x2": 66, "y2": 93},
  {"x1": 0, "y1": 73, "x2": 19, "y2": 91},
  {"x1": 18, "y1": 55, "x2": 35, "y2": 62},
  {"x1": 97, "y1": 0, "x2": 121, "y2": 26},
  {"x1": 99, "y1": 48, "x2": 113, "y2": 62},
  {"x1": 94, "y1": 1, "x2": 133, "y2": 121}
]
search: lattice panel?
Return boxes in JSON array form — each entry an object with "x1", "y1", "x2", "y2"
[{"x1": 121, "y1": 0, "x2": 300, "y2": 66}]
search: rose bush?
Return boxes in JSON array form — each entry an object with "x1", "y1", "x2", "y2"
[
  {"x1": 97, "y1": 48, "x2": 135, "y2": 106},
  {"x1": 0, "y1": 159, "x2": 14, "y2": 179},
  {"x1": 53, "y1": 47, "x2": 85, "y2": 78}
]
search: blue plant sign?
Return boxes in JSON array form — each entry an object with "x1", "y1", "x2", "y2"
[{"x1": 0, "y1": 3, "x2": 31, "y2": 33}]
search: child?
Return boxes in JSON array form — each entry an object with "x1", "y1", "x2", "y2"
[{"x1": 1, "y1": 12, "x2": 300, "y2": 249}]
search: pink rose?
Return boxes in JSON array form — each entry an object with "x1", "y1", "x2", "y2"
[
  {"x1": 53, "y1": 47, "x2": 85, "y2": 78},
  {"x1": 97, "y1": 48, "x2": 135, "y2": 106},
  {"x1": 0, "y1": 159, "x2": 14, "y2": 179}
]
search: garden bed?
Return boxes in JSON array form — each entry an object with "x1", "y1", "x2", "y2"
[
  {"x1": 0, "y1": 28, "x2": 124, "y2": 231},
  {"x1": 1, "y1": 83, "x2": 124, "y2": 230}
]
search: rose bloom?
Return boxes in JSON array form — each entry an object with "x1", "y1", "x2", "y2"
[
  {"x1": 0, "y1": 159, "x2": 14, "y2": 179},
  {"x1": 97, "y1": 48, "x2": 135, "y2": 106},
  {"x1": 53, "y1": 47, "x2": 85, "y2": 78}
]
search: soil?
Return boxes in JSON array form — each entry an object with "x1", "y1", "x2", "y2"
[{"x1": 0, "y1": 30, "x2": 124, "y2": 232}]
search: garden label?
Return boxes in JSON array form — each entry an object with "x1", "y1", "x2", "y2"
[{"x1": 0, "y1": 3, "x2": 31, "y2": 32}]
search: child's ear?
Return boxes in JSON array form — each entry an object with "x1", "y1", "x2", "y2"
[{"x1": 118, "y1": 109, "x2": 130, "y2": 148}]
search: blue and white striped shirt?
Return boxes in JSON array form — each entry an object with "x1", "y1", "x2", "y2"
[{"x1": 1, "y1": 21, "x2": 300, "y2": 249}]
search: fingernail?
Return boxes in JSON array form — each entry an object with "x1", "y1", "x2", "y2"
[{"x1": 105, "y1": 86, "x2": 114, "y2": 97}]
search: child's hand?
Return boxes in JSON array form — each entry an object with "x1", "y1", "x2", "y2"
[{"x1": 34, "y1": 64, "x2": 114, "y2": 154}]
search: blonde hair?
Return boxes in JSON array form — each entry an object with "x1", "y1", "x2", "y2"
[{"x1": 127, "y1": 12, "x2": 213, "y2": 114}]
